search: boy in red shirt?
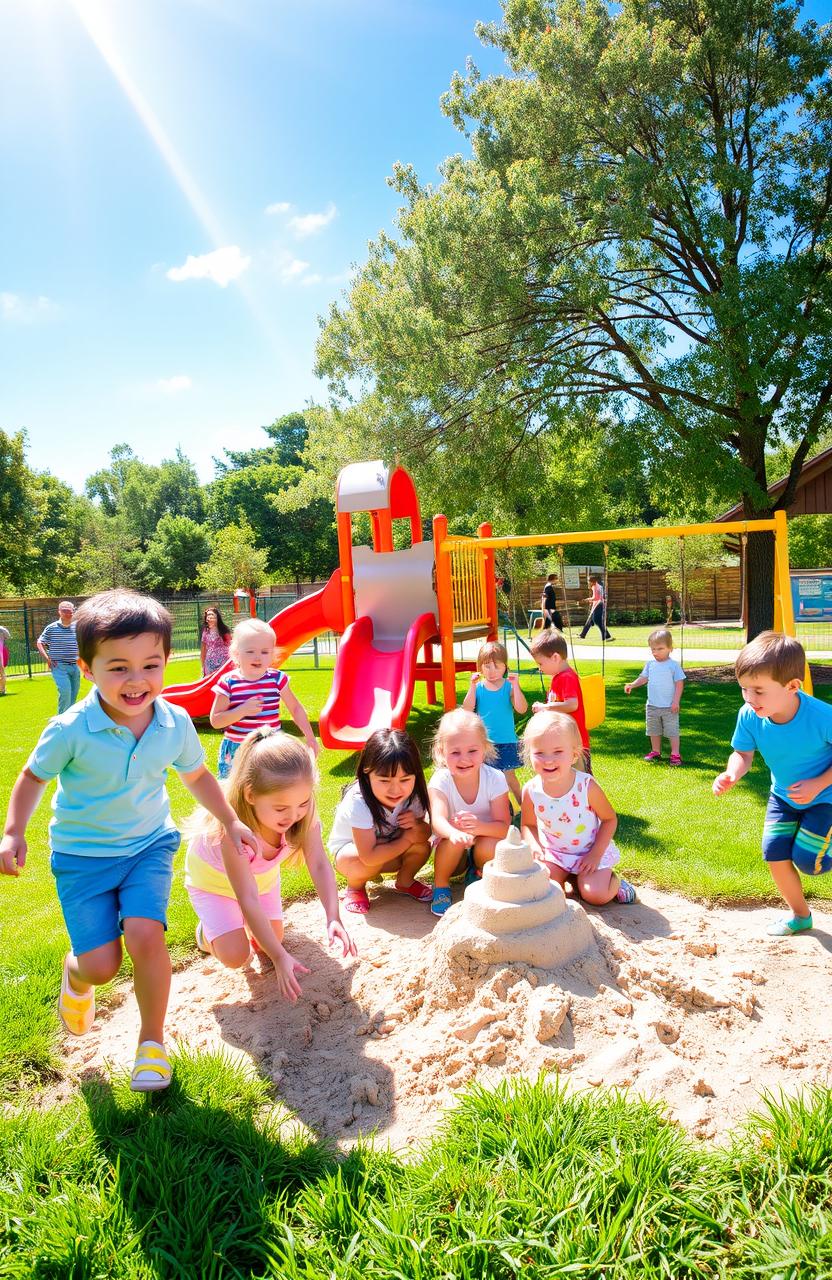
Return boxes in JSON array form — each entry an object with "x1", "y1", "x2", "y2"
[{"x1": 530, "y1": 630, "x2": 592, "y2": 773}]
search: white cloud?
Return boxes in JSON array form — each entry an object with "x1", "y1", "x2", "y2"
[
  {"x1": 288, "y1": 202, "x2": 337, "y2": 238},
  {"x1": 1, "y1": 292, "x2": 56, "y2": 322},
  {"x1": 157, "y1": 375, "x2": 192, "y2": 394},
  {"x1": 300, "y1": 273, "x2": 323, "y2": 287},
  {"x1": 265, "y1": 200, "x2": 291, "y2": 215},
  {"x1": 166, "y1": 245, "x2": 250, "y2": 287},
  {"x1": 277, "y1": 252, "x2": 311, "y2": 282}
]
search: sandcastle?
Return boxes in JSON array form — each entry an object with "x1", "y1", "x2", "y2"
[{"x1": 439, "y1": 826, "x2": 594, "y2": 967}]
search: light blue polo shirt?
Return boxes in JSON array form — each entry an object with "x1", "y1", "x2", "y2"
[
  {"x1": 28, "y1": 689, "x2": 205, "y2": 856},
  {"x1": 731, "y1": 692, "x2": 832, "y2": 808}
]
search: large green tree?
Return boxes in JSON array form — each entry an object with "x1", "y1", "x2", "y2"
[
  {"x1": 0, "y1": 430, "x2": 40, "y2": 591},
  {"x1": 86, "y1": 444, "x2": 204, "y2": 550},
  {"x1": 213, "y1": 412, "x2": 310, "y2": 475},
  {"x1": 318, "y1": 0, "x2": 832, "y2": 635}
]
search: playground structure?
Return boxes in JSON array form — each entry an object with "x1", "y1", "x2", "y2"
[
  {"x1": 164, "y1": 461, "x2": 499, "y2": 748},
  {"x1": 164, "y1": 462, "x2": 807, "y2": 747}
]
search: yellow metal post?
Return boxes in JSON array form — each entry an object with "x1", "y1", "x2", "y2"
[{"x1": 773, "y1": 509, "x2": 812, "y2": 694}]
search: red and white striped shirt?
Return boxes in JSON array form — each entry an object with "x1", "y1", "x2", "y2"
[{"x1": 213, "y1": 668, "x2": 290, "y2": 743}]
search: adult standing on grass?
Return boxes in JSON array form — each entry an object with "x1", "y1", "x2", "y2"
[
  {"x1": 200, "y1": 605, "x2": 232, "y2": 678},
  {"x1": 0, "y1": 622, "x2": 9, "y2": 696},
  {"x1": 37, "y1": 601, "x2": 80, "y2": 714}
]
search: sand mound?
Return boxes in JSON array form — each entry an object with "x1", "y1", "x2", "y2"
[{"x1": 60, "y1": 885, "x2": 832, "y2": 1150}]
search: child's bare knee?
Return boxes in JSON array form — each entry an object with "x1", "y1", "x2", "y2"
[
  {"x1": 213, "y1": 933, "x2": 252, "y2": 968},
  {"x1": 122, "y1": 918, "x2": 166, "y2": 958}
]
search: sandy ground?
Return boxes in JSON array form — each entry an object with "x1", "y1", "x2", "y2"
[{"x1": 59, "y1": 885, "x2": 832, "y2": 1152}]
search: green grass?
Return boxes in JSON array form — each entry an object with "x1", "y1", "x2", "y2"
[
  {"x1": 1, "y1": 658, "x2": 831, "y2": 1094},
  {"x1": 4, "y1": 666, "x2": 832, "y2": 1275},
  {"x1": 4, "y1": 1066, "x2": 832, "y2": 1277}
]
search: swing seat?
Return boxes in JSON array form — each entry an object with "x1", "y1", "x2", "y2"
[{"x1": 580, "y1": 674, "x2": 606, "y2": 730}]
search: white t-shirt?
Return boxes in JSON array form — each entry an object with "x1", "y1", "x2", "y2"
[
  {"x1": 327, "y1": 781, "x2": 426, "y2": 854},
  {"x1": 428, "y1": 764, "x2": 508, "y2": 821}
]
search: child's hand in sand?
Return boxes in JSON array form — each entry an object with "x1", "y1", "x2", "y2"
[
  {"x1": 712, "y1": 771, "x2": 737, "y2": 796},
  {"x1": 273, "y1": 948, "x2": 311, "y2": 1001},
  {"x1": 328, "y1": 918, "x2": 357, "y2": 958}
]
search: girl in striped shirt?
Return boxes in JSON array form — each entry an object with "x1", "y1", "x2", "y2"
[{"x1": 210, "y1": 618, "x2": 318, "y2": 779}]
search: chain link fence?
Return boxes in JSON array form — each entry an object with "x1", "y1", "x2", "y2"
[{"x1": 0, "y1": 592, "x2": 316, "y2": 679}]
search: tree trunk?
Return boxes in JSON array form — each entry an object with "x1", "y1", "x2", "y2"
[{"x1": 745, "y1": 527, "x2": 775, "y2": 639}]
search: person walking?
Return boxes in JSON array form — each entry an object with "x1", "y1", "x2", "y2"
[
  {"x1": 579, "y1": 576, "x2": 614, "y2": 642},
  {"x1": 37, "y1": 601, "x2": 81, "y2": 713}
]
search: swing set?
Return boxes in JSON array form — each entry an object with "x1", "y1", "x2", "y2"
[{"x1": 436, "y1": 508, "x2": 809, "y2": 724}]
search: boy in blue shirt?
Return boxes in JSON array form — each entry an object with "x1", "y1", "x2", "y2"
[
  {"x1": 1, "y1": 589, "x2": 255, "y2": 1090},
  {"x1": 624, "y1": 628, "x2": 686, "y2": 765},
  {"x1": 713, "y1": 631, "x2": 832, "y2": 937}
]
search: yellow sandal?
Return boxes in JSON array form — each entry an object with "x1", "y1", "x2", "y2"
[
  {"x1": 58, "y1": 954, "x2": 95, "y2": 1036},
  {"x1": 130, "y1": 1041, "x2": 172, "y2": 1092}
]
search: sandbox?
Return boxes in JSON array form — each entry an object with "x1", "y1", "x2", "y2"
[{"x1": 60, "y1": 884, "x2": 832, "y2": 1150}]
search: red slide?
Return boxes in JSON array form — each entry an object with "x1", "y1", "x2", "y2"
[
  {"x1": 319, "y1": 611, "x2": 437, "y2": 750},
  {"x1": 163, "y1": 570, "x2": 344, "y2": 718}
]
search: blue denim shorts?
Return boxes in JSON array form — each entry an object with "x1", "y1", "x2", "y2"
[
  {"x1": 51, "y1": 829, "x2": 181, "y2": 958},
  {"x1": 762, "y1": 793, "x2": 832, "y2": 875},
  {"x1": 494, "y1": 742, "x2": 522, "y2": 772}
]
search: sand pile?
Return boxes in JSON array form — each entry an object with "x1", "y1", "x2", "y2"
[
  {"x1": 441, "y1": 826, "x2": 593, "y2": 967},
  {"x1": 59, "y1": 886, "x2": 832, "y2": 1150}
]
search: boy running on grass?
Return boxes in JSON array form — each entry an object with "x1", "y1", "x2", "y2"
[
  {"x1": 713, "y1": 631, "x2": 832, "y2": 937},
  {"x1": 0, "y1": 589, "x2": 255, "y2": 1091}
]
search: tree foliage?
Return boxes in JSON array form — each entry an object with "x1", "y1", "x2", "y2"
[
  {"x1": 317, "y1": 0, "x2": 832, "y2": 633},
  {"x1": 198, "y1": 516, "x2": 269, "y2": 593},
  {"x1": 86, "y1": 444, "x2": 204, "y2": 550}
]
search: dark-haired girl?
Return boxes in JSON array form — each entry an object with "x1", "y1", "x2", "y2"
[
  {"x1": 200, "y1": 606, "x2": 232, "y2": 677},
  {"x1": 328, "y1": 729, "x2": 432, "y2": 915}
]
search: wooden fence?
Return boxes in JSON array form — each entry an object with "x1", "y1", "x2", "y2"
[{"x1": 523, "y1": 567, "x2": 742, "y2": 623}]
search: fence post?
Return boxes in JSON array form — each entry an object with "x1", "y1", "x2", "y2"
[
  {"x1": 23, "y1": 603, "x2": 33, "y2": 679},
  {"x1": 313, "y1": 635, "x2": 319, "y2": 669}
]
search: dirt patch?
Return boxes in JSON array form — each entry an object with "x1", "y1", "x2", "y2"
[
  {"x1": 685, "y1": 662, "x2": 832, "y2": 684},
  {"x1": 58, "y1": 886, "x2": 832, "y2": 1150}
]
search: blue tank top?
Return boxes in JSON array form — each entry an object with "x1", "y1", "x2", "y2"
[{"x1": 475, "y1": 680, "x2": 517, "y2": 744}]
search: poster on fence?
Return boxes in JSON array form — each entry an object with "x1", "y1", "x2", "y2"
[{"x1": 791, "y1": 573, "x2": 832, "y2": 621}]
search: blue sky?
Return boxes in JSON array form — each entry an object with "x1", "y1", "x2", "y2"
[
  {"x1": 1, "y1": 1, "x2": 827, "y2": 495},
  {"x1": 0, "y1": 0, "x2": 504, "y2": 491}
]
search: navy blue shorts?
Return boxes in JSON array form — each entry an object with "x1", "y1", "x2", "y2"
[
  {"x1": 762, "y1": 793, "x2": 832, "y2": 875},
  {"x1": 51, "y1": 830, "x2": 181, "y2": 957},
  {"x1": 494, "y1": 742, "x2": 522, "y2": 771}
]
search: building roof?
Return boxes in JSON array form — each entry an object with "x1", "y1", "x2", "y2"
[{"x1": 715, "y1": 445, "x2": 832, "y2": 521}]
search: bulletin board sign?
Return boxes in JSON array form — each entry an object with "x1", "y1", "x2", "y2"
[{"x1": 791, "y1": 572, "x2": 832, "y2": 621}]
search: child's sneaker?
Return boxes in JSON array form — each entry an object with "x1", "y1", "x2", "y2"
[
  {"x1": 643, "y1": 751, "x2": 661, "y2": 762},
  {"x1": 668, "y1": 753, "x2": 682, "y2": 767},
  {"x1": 766, "y1": 912, "x2": 812, "y2": 937},
  {"x1": 616, "y1": 879, "x2": 637, "y2": 904},
  {"x1": 430, "y1": 887, "x2": 453, "y2": 917}
]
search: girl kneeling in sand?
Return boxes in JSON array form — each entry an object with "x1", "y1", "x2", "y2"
[
  {"x1": 521, "y1": 711, "x2": 636, "y2": 905},
  {"x1": 428, "y1": 709, "x2": 512, "y2": 918},
  {"x1": 185, "y1": 729, "x2": 355, "y2": 1000},
  {"x1": 329, "y1": 728, "x2": 432, "y2": 915}
]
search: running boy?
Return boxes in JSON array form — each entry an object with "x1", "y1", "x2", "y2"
[
  {"x1": 624, "y1": 627, "x2": 685, "y2": 765},
  {"x1": 0, "y1": 589, "x2": 256, "y2": 1090},
  {"x1": 530, "y1": 629, "x2": 592, "y2": 772},
  {"x1": 713, "y1": 631, "x2": 832, "y2": 937}
]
